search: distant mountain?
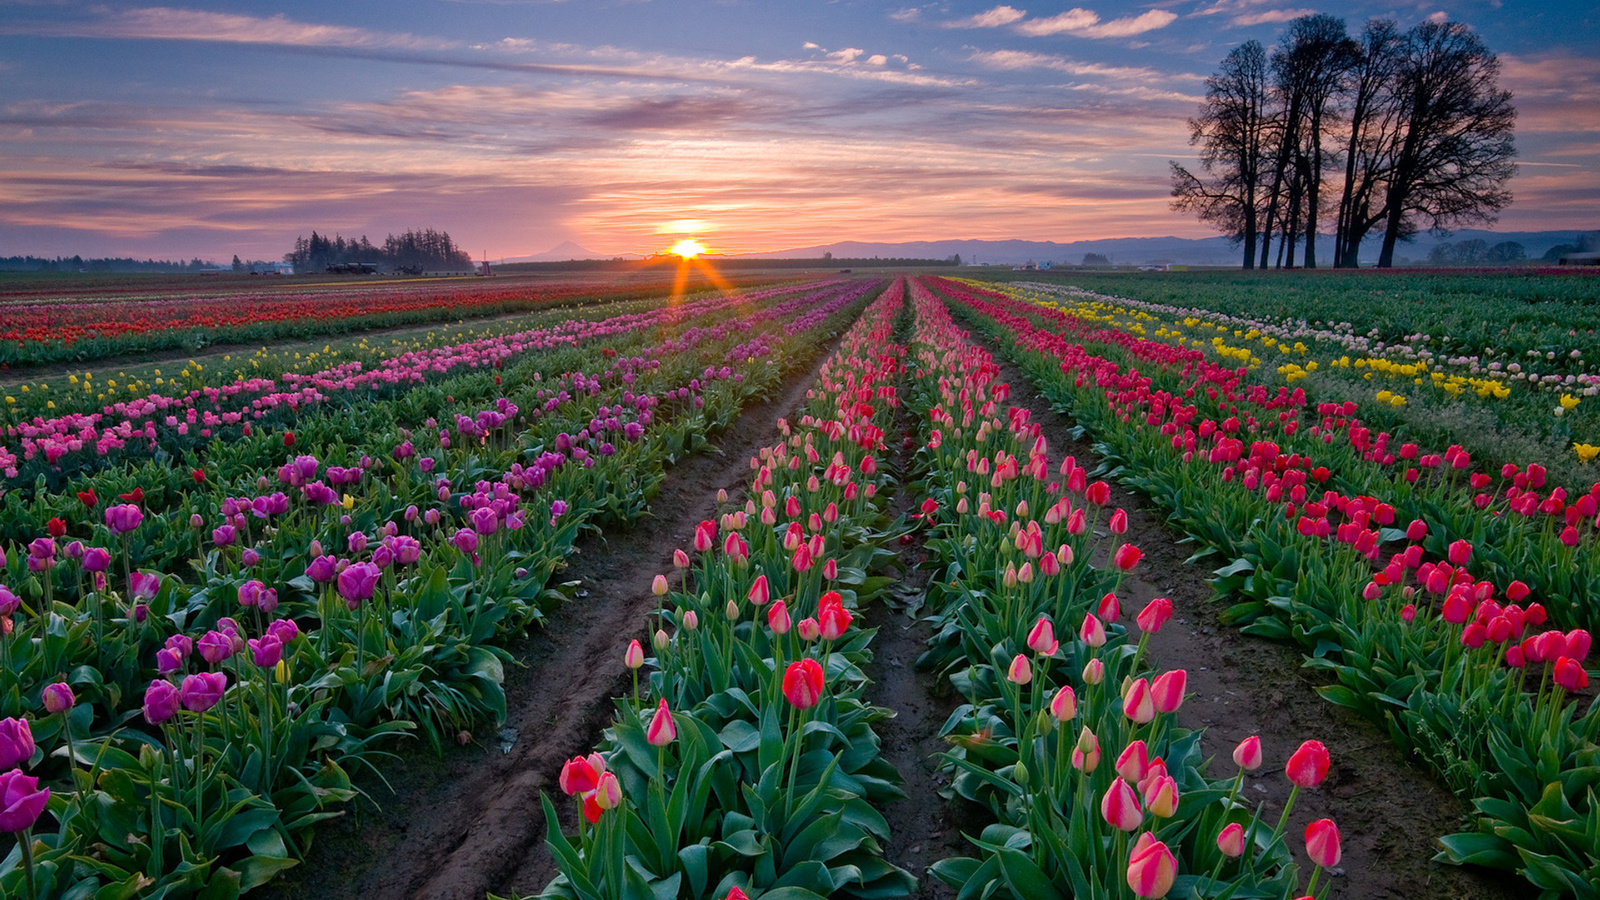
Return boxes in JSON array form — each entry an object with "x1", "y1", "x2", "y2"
[{"x1": 733, "y1": 229, "x2": 1592, "y2": 267}]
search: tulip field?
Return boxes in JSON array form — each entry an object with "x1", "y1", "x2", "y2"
[{"x1": 1, "y1": 269, "x2": 1597, "y2": 900}]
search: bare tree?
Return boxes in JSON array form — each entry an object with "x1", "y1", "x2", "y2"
[
  {"x1": 1170, "y1": 41, "x2": 1272, "y2": 269},
  {"x1": 1376, "y1": 21, "x2": 1517, "y2": 267},
  {"x1": 1333, "y1": 19, "x2": 1406, "y2": 267}
]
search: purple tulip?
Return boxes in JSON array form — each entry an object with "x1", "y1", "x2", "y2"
[
  {"x1": 371, "y1": 544, "x2": 395, "y2": 569},
  {"x1": 0, "y1": 586, "x2": 19, "y2": 616},
  {"x1": 0, "y1": 770, "x2": 49, "y2": 833},
  {"x1": 216, "y1": 618, "x2": 247, "y2": 652},
  {"x1": 143, "y1": 679, "x2": 180, "y2": 724},
  {"x1": 164, "y1": 633, "x2": 193, "y2": 659},
  {"x1": 64, "y1": 540, "x2": 84, "y2": 560},
  {"x1": 336, "y1": 562, "x2": 381, "y2": 606},
  {"x1": 42, "y1": 683, "x2": 75, "y2": 715},
  {"x1": 305, "y1": 555, "x2": 338, "y2": 583},
  {"x1": 257, "y1": 588, "x2": 279, "y2": 613},
  {"x1": 391, "y1": 536, "x2": 421, "y2": 566},
  {"x1": 156, "y1": 647, "x2": 184, "y2": 674},
  {"x1": 419, "y1": 457, "x2": 436, "y2": 473},
  {"x1": 347, "y1": 532, "x2": 369, "y2": 554},
  {"x1": 179, "y1": 672, "x2": 227, "y2": 713},
  {"x1": 129, "y1": 572, "x2": 161, "y2": 602},
  {"x1": 241, "y1": 547, "x2": 261, "y2": 567},
  {"x1": 238, "y1": 580, "x2": 268, "y2": 608},
  {"x1": 104, "y1": 503, "x2": 144, "y2": 534},
  {"x1": 81, "y1": 546, "x2": 112, "y2": 573},
  {"x1": 212, "y1": 525, "x2": 237, "y2": 547},
  {"x1": 424, "y1": 508, "x2": 441, "y2": 526},
  {"x1": 198, "y1": 630, "x2": 234, "y2": 665},
  {"x1": 470, "y1": 507, "x2": 499, "y2": 536},
  {"x1": 190, "y1": 513, "x2": 205, "y2": 529},
  {"x1": 131, "y1": 603, "x2": 149, "y2": 623},
  {"x1": 0, "y1": 718, "x2": 34, "y2": 770},
  {"x1": 28, "y1": 538, "x2": 55, "y2": 563},
  {"x1": 248, "y1": 634, "x2": 283, "y2": 669},
  {"x1": 267, "y1": 618, "x2": 300, "y2": 645},
  {"x1": 550, "y1": 500, "x2": 568, "y2": 519},
  {"x1": 451, "y1": 528, "x2": 479, "y2": 555},
  {"x1": 404, "y1": 504, "x2": 419, "y2": 522}
]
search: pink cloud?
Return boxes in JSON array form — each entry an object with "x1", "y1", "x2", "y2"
[{"x1": 1016, "y1": 8, "x2": 1178, "y2": 38}]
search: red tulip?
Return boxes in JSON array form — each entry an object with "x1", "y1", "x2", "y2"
[
  {"x1": 1447, "y1": 539, "x2": 1473, "y2": 566},
  {"x1": 1554, "y1": 657, "x2": 1589, "y2": 691},
  {"x1": 77, "y1": 490, "x2": 97, "y2": 508},
  {"x1": 1112, "y1": 543, "x2": 1142, "y2": 572},
  {"x1": 646, "y1": 699, "x2": 676, "y2": 746},
  {"x1": 560, "y1": 756, "x2": 600, "y2": 795},
  {"x1": 1126, "y1": 832, "x2": 1177, "y2": 898},
  {"x1": 817, "y1": 591, "x2": 852, "y2": 640},
  {"x1": 1101, "y1": 777, "x2": 1143, "y2": 831},
  {"x1": 47, "y1": 517, "x2": 66, "y2": 538},
  {"x1": 1568, "y1": 629, "x2": 1593, "y2": 661},
  {"x1": 783, "y1": 658, "x2": 825, "y2": 709},
  {"x1": 283, "y1": 431, "x2": 295, "y2": 447},
  {"x1": 1305, "y1": 818, "x2": 1342, "y2": 867},
  {"x1": 1286, "y1": 739, "x2": 1330, "y2": 787},
  {"x1": 1135, "y1": 597, "x2": 1172, "y2": 634},
  {"x1": 1097, "y1": 591, "x2": 1120, "y2": 621}
]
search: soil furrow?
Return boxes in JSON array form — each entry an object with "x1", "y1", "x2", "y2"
[
  {"x1": 257, "y1": 328, "x2": 848, "y2": 900},
  {"x1": 968, "y1": 325, "x2": 1521, "y2": 900}
]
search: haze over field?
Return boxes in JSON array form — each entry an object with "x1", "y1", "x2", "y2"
[{"x1": 1, "y1": 0, "x2": 1595, "y2": 261}]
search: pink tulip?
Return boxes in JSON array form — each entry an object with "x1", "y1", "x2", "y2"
[
  {"x1": 817, "y1": 591, "x2": 852, "y2": 640},
  {"x1": 783, "y1": 658, "x2": 825, "y2": 709},
  {"x1": 1123, "y1": 678, "x2": 1155, "y2": 724},
  {"x1": 1115, "y1": 740, "x2": 1149, "y2": 782},
  {"x1": 1050, "y1": 686, "x2": 1077, "y2": 721},
  {"x1": 1447, "y1": 539, "x2": 1473, "y2": 566},
  {"x1": 1126, "y1": 832, "x2": 1178, "y2": 898},
  {"x1": 42, "y1": 683, "x2": 74, "y2": 716},
  {"x1": 1071, "y1": 726, "x2": 1100, "y2": 772},
  {"x1": 768, "y1": 601, "x2": 792, "y2": 635},
  {"x1": 747, "y1": 575, "x2": 770, "y2": 607},
  {"x1": 624, "y1": 640, "x2": 645, "y2": 669},
  {"x1": 1217, "y1": 822, "x2": 1245, "y2": 857},
  {"x1": 1233, "y1": 735, "x2": 1263, "y2": 770},
  {"x1": 1080, "y1": 613, "x2": 1107, "y2": 648},
  {"x1": 594, "y1": 771, "x2": 623, "y2": 810},
  {"x1": 1100, "y1": 777, "x2": 1143, "y2": 831},
  {"x1": 1097, "y1": 592, "x2": 1120, "y2": 621},
  {"x1": 1006, "y1": 654, "x2": 1032, "y2": 685},
  {"x1": 1027, "y1": 616, "x2": 1058, "y2": 656},
  {"x1": 1286, "y1": 739, "x2": 1330, "y2": 787},
  {"x1": 1305, "y1": 818, "x2": 1342, "y2": 867},
  {"x1": 1112, "y1": 543, "x2": 1142, "y2": 572},
  {"x1": 646, "y1": 699, "x2": 677, "y2": 746},
  {"x1": 796, "y1": 617, "x2": 822, "y2": 642},
  {"x1": 1144, "y1": 774, "x2": 1179, "y2": 818},
  {"x1": 652, "y1": 574, "x2": 669, "y2": 596},
  {"x1": 1150, "y1": 669, "x2": 1187, "y2": 714},
  {"x1": 1082, "y1": 657, "x2": 1105, "y2": 685}
]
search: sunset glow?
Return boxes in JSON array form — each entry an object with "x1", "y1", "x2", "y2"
[
  {"x1": 0, "y1": 2, "x2": 1592, "y2": 261},
  {"x1": 668, "y1": 239, "x2": 705, "y2": 259}
]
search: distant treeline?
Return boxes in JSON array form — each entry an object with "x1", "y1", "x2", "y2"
[
  {"x1": 0, "y1": 255, "x2": 217, "y2": 273},
  {"x1": 285, "y1": 228, "x2": 474, "y2": 273},
  {"x1": 496, "y1": 256, "x2": 959, "y2": 274}
]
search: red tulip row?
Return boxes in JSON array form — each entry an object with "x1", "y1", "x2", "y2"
[{"x1": 932, "y1": 277, "x2": 1600, "y2": 896}]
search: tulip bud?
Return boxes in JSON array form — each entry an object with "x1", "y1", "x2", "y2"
[
  {"x1": 624, "y1": 639, "x2": 645, "y2": 669},
  {"x1": 1305, "y1": 818, "x2": 1342, "y2": 867},
  {"x1": 1212, "y1": 821, "x2": 1246, "y2": 857},
  {"x1": 1126, "y1": 832, "x2": 1177, "y2": 899},
  {"x1": 1150, "y1": 669, "x2": 1187, "y2": 714},
  {"x1": 768, "y1": 600, "x2": 792, "y2": 634},
  {"x1": 1080, "y1": 613, "x2": 1107, "y2": 648},
  {"x1": 1233, "y1": 735, "x2": 1263, "y2": 770},
  {"x1": 653, "y1": 628, "x2": 669, "y2": 651},
  {"x1": 1115, "y1": 740, "x2": 1149, "y2": 782},
  {"x1": 1007, "y1": 654, "x2": 1032, "y2": 685},
  {"x1": 1050, "y1": 685, "x2": 1077, "y2": 721},
  {"x1": 1027, "y1": 616, "x2": 1058, "y2": 656},
  {"x1": 652, "y1": 575, "x2": 669, "y2": 596},
  {"x1": 1101, "y1": 777, "x2": 1142, "y2": 831},
  {"x1": 1082, "y1": 657, "x2": 1104, "y2": 685},
  {"x1": 646, "y1": 699, "x2": 676, "y2": 746},
  {"x1": 1122, "y1": 677, "x2": 1155, "y2": 724}
]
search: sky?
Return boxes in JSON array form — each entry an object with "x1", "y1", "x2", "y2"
[{"x1": 0, "y1": 0, "x2": 1595, "y2": 261}]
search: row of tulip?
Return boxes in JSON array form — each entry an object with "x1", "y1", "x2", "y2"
[
  {"x1": 0, "y1": 281, "x2": 833, "y2": 493},
  {"x1": 1010, "y1": 274, "x2": 1600, "y2": 474},
  {"x1": 0, "y1": 273, "x2": 783, "y2": 368},
  {"x1": 975, "y1": 279, "x2": 1600, "y2": 639},
  {"x1": 935, "y1": 277, "x2": 1599, "y2": 897},
  {"x1": 525, "y1": 279, "x2": 916, "y2": 900},
  {"x1": 898, "y1": 277, "x2": 1340, "y2": 899},
  {"x1": 0, "y1": 280, "x2": 878, "y2": 898}
]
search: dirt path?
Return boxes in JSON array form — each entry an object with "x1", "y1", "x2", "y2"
[
  {"x1": 257, "y1": 328, "x2": 848, "y2": 900},
  {"x1": 975, "y1": 332, "x2": 1523, "y2": 900}
]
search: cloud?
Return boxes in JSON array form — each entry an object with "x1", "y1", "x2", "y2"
[
  {"x1": 943, "y1": 5, "x2": 1029, "y2": 28},
  {"x1": 1015, "y1": 8, "x2": 1178, "y2": 38},
  {"x1": 1, "y1": 6, "x2": 454, "y2": 51},
  {"x1": 1230, "y1": 8, "x2": 1317, "y2": 26},
  {"x1": 967, "y1": 48, "x2": 1191, "y2": 83}
]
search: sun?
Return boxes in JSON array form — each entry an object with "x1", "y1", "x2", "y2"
[{"x1": 669, "y1": 239, "x2": 706, "y2": 259}]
